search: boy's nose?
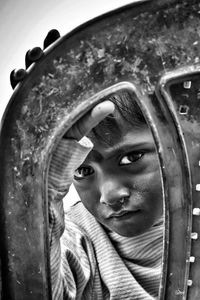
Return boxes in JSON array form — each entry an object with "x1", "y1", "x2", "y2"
[{"x1": 99, "y1": 180, "x2": 130, "y2": 207}]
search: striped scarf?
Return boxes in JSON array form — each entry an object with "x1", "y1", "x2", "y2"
[{"x1": 59, "y1": 201, "x2": 163, "y2": 300}]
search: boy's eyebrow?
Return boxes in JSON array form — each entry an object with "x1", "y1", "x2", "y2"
[
  {"x1": 89, "y1": 141, "x2": 156, "y2": 161},
  {"x1": 105, "y1": 141, "x2": 155, "y2": 156}
]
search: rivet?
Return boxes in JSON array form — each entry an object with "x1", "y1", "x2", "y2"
[
  {"x1": 179, "y1": 105, "x2": 189, "y2": 115},
  {"x1": 187, "y1": 279, "x2": 193, "y2": 286},
  {"x1": 191, "y1": 232, "x2": 198, "y2": 240},
  {"x1": 196, "y1": 184, "x2": 200, "y2": 191},
  {"x1": 189, "y1": 256, "x2": 195, "y2": 263},
  {"x1": 193, "y1": 208, "x2": 200, "y2": 216},
  {"x1": 183, "y1": 81, "x2": 191, "y2": 89}
]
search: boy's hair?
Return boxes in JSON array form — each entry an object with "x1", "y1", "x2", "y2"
[{"x1": 88, "y1": 90, "x2": 147, "y2": 145}]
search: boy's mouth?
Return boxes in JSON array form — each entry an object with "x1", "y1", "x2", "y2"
[{"x1": 109, "y1": 209, "x2": 141, "y2": 219}]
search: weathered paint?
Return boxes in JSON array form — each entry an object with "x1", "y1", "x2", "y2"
[{"x1": 0, "y1": 0, "x2": 200, "y2": 299}]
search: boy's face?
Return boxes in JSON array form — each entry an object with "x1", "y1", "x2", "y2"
[{"x1": 73, "y1": 121, "x2": 163, "y2": 237}]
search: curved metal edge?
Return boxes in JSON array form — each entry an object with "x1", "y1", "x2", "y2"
[
  {"x1": 156, "y1": 65, "x2": 197, "y2": 299},
  {"x1": 0, "y1": 0, "x2": 185, "y2": 128}
]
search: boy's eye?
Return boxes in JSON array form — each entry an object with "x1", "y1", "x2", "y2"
[
  {"x1": 74, "y1": 166, "x2": 94, "y2": 180},
  {"x1": 119, "y1": 152, "x2": 144, "y2": 165}
]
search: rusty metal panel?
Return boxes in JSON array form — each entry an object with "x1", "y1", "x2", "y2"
[{"x1": 0, "y1": 0, "x2": 200, "y2": 299}]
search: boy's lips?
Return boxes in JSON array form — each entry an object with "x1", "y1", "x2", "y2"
[{"x1": 108, "y1": 209, "x2": 141, "y2": 218}]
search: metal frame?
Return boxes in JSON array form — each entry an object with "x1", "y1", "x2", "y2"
[{"x1": 1, "y1": 0, "x2": 200, "y2": 299}]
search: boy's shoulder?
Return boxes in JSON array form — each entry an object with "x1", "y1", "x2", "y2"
[
  {"x1": 64, "y1": 201, "x2": 109, "y2": 244},
  {"x1": 61, "y1": 202, "x2": 98, "y2": 269},
  {"x1": 64, "y1": 201, "x2": 95, "y2": 229},
  {"x1": 64, "y1": 200, "x2": 87, "y2": 218}
]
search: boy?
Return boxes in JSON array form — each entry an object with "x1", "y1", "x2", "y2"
[{"x1": 48, "y1": 90, "x2": 163, "y2": 300}]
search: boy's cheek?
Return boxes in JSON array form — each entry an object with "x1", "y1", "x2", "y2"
[{"x1": 133, "y1": 169, "x2": 162, "y2": 193}]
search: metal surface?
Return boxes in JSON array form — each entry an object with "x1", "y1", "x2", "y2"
[
  {"x1": 157, "y1": 68, "x2": 200, "y2": 299},
  {"x1": 0, "y1": 0, "x2": 200, "y2": 299}
]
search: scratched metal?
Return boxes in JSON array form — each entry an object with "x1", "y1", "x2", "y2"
[
  {"x1": 157, "y1": 69, "x2": 200, "y2": 299},
  {"x1": 0, "y1": 0, "x2": 200, "y2": 299}
]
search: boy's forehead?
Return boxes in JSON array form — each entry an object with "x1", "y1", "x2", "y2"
[
  {"x1": 87, "y1": 120, "x2": 130, "y2": 147},
  {"x1": 88, "y1": 123, "x2": 151, "y2": 151},
  {"x1": 87, "y1": 102, "x2": 149, "y2": 149}
]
